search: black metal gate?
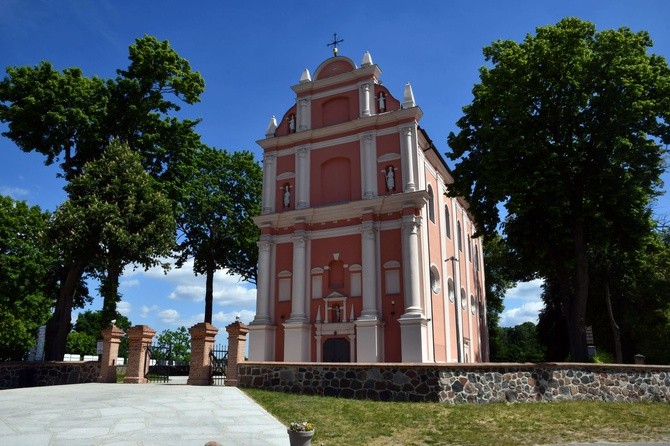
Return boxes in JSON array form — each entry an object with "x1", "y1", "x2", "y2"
[
  {"x1": 210, "y1": 344, "x2": 228, "y2": 386},
  {"x1": 145, "y1": 341, "x2": 172, "y2": 383}
]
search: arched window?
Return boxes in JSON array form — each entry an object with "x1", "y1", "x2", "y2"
[
  {"x1": 460, "y1": 288, "x2": 467, "y2": 310},
  {"x1": 429, "y1": 265, "x2": 441, "y2": 294},
  {"x1": 444, "y1": 205, "x2": 451, "y2": 239},
  {"x1": 447, "y1": 278, "x2": 455, "y2": 302},
  {"x1": 427, "y1": 185, "x2": 435, "y2": 223},
  {"x1": 457, "y1": 220, "x2": 463, "y2": 252}
]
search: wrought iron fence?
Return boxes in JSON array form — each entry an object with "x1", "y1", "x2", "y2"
[
  {"x1": 210, "y1": 344, "x2": 228, "y2": 386},
  {"x1": 145, "y1": 341, "x2": 171, "y2": 383}
]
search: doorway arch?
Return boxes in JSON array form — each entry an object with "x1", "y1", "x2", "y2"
[{"x1": 323, "y1": 338, "x2": 350, "y2": 362}]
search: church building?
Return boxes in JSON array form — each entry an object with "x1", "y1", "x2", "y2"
[{"x1": 249, "y1": 50, "x2": 488, "y2": 363}]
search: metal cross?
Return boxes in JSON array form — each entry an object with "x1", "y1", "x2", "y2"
[{"x1": 327, "y1": 33, "x2": 344, "y2": 56}]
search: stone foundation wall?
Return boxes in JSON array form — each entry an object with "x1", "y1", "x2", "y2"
[
  {"x1": 238, "y1": 362, "x2": 670, "y2": 404},
  {"x1": 0, "y1": 361, "x2": 100, "y2": 389}
]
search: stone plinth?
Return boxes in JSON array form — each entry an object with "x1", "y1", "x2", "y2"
[
  {"x1": 225, "y1": 320, "x2": 249, "y2": 386},
  {"x1": 187, "y1": 322, "x2": 219, "y2": 385},
  {"x1": 97, "y1": 324, "x2": 125, "y2": 383},
  {"x1": 123, "y1": 325, "x2": 156, "y2": 384}
]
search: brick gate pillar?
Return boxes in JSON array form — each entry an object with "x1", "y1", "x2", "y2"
[
  {"x1": 97, "y1": 324, "x2": 125, "y2": 383},
  {"x1": 225, "y1": 320, "x2": 249, "y2": 387},
  {"x1": 187, "y1": 322, "x2": 219, "y2": 385},
  {"x1": 123, "y1": 325, "x2": 156, "y2": 384}
]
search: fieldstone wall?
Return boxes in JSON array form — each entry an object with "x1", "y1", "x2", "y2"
[
  {"x1": 238, "y1": 362, "x2": 670, "y2": 404},
  {"x1": 0, "y1": 361, "x2": 100, "y2": 389}
]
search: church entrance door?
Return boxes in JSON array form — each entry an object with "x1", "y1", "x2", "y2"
[{"x1": 323, "y1": 338, "x2": 350, "y2": 362}]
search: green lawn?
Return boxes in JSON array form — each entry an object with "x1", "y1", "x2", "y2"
[{"x1": 243, "y1": 388, "x2": 670, "y2": 445}]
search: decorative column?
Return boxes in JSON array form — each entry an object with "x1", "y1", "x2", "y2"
[
  {"x1": 297, "y1": 98, "x2": 310, "y2": 131},
  {"x1": 360, "y1": 222, "x2": 378, "y2": 319},
  {"x1": 187, "y1": 322, "x2": 218, "y2": 385},
  {"x1": 360, "y1": 134, "x2": 376, "y2": 198},
  {"x1": 225, "y1": 320, "x2": 249, "y2": 387},
  {"x1": 295, "y1": 147, "x2": 310, "y2": 209},
  {"x1": 253, "y1": 238, "x2": 273, "y2": 324},
  {"x1": 360, "y1": 83, "x2": 371, "y2": 117},
  {"x1": 398, "y1": 214, "x2": 428, "y2": 362},
  {"x1": 249, "y1": 237, "x2": 275, "y2": 361},
  {"x1": 261, "y1": 153, "x2": 276, "y2": 214},
  {"x1": 289, "y1": 234, "x2": 307, "y2": 322},
  {"x1": 355, "y1": 221, "x2": 384, "y2": 362},
  {"x1": 97, "y1": 324, "x2": 124, "y2": 383},
  {"x1": 284, "y1": 233, "x2": 311, "y2": 361},
  {"x1": 123, "y1": 325, "x2": 156, "y2": 384},
  {"x1": 400, "y1": 126, "x2": 417, "y2": 192}
]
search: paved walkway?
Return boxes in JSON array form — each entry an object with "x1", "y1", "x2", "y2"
[{"x1": 0, "y1": 378, "x2": 288, "y2": 446}]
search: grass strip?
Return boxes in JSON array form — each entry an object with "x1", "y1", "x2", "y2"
[{"x1": 243, "y1": 388, "x2": 670, "y2": 445}]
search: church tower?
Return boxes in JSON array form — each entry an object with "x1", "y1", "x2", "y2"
[{"x1": 249, "y1": 51, "x2": 488, "y2": 363}]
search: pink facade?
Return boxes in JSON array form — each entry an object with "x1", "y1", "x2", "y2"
[{"x1": 249, "y1": 53, "x2": 488, "y2": 363}]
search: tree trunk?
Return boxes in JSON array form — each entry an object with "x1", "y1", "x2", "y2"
[
  {"x1": 100, "y1": 261, "x2": 122, "y2": 329},
  {"x1": 569, "y1": 219, "x2": 589, "y2": 362},
  {"x1": 44, "y1": 263, "x2": 84, "y2": 361},
  {"x1": 204, "y1": 261, "x2": 214, "y2": 324},
  {"x1": 604, "y1": 280, "x2": 623, "y2": 363}
]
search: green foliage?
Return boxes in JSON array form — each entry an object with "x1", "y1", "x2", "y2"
[
  {"x1": 492, "y1": 322, "x2": 546, "y2": 363},
  {"x1": 55, "y1": 141, "x2": 176, "y2": 326},
  {"x1": 66, "y1": 331, "x2": 97, "y2": 357},
  {"x1": 0, "y1": 35, "x2": 204, "y2": 360},
  {"x1": 155, "y1": 326, "x2": 191, "y2": 363},
  {"x1": 0, "y1": 196, "x2": 54, "y2": 360},
  {"x1": 0, "y1": 35, "x2": 204, "y2": 183},
  {"x1": 175, "y1": 147, "x2": 262, "y2": 323},
  {"x1": 448, "y1": 18, "x2": 670, "y2": 361}
]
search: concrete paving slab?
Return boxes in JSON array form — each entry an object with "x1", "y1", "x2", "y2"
[{"x1": 0, "y1": 383, "x2": 289, "y2": 445}]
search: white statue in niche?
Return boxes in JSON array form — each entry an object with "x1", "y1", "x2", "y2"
[
  {"x1": 288, "y1": 114, "x2": 295, "y2": 132},
  {"x1": 378, "y1": 92, "x2": 386, "y2": 112},
  {"x1": 283, "y1": 184, "x2": 291, "y2": 208},
  {"x1": 385, "y1": 165, "x2": 395, "y2": 191},
  {"x1": 334, "y1": 305, "x2": 341, "y2": 323}
]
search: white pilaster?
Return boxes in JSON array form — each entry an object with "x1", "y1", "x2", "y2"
[
  {"x1": 283, "y1": 323, "x2": 311, "y2": 361},
  {"x1": 288, "y1": 233, "x2": 307, "y2": 322},
  {"x1": 359, "y1": 133, "x2": 377, "y2": 198},
  {"x1": 354, "y1": 319, "x2": 383, "y2": 362},
  {"x1": 451, "y1": 198, "x2": 464, "y2": 362},
  {"x1": 360, "y1": 82, "x2": 372, "y2": 117},
  {"x1": 295, "y1": 146, "x2": 310, "y2": 209},
  {"x1": 400, "y1": 126, "x2": 417, "y2": 192},
  {"x1": 262, "y1": 153, "x2": 276, "y2": 214},
  {"x1": 401, "y1": 214, "x2": 423, "y2": 316},
  {"x1": 252, "y1": 239, "x2": 273, "y2": 324},
  {"x1": 360, "y1": 221, "x2": 378, "y2": 319},
  {"x1": 297, "y1": 98, "x2": 311, "y2": 131},
  {"x1": 247, "y1": 324, "x2": 275, "y2": 361},
  {"x1": 399, "y1": 213, "x2": 428, "y2": 362}
]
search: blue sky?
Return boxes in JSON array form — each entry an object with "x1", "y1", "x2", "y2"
[{"x1": 1, "y1": 0, "x2": 669, "y2": 339}]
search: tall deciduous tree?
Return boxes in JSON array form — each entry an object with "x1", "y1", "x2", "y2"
[
  {"x1": 0, "y1": 196, "x2": 54, "y2": 360},
  {"x1": 0, "y1": 36, "x2": 204, "y2": 359},
  {"x1": 448, "y1": 18, "x2": 670, "y2": 361},
  {"x1": 56, "y1": 141, "x2": 175, "y2": 330},
  {"x1": 175, "y1": 147, "x2": 262, "y2": 324}
]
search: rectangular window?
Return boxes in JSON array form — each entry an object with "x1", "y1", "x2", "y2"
[
  {"x1": 350, "y1": 272, "x2": 362, "y2": 297},
  {"x1": 385, "y1": 270, "x2": 400, "y2": 295},
  {"x1": 278, "y1": 278, "x2": 291, "y2": 302},
  {"x1": 311, "y1": 275, "x2": 323, "y2": 299}
]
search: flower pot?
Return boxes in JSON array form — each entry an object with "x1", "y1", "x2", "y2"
[{"x1": 287, "y1": 428, "x2": 314, "y2": 446}]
